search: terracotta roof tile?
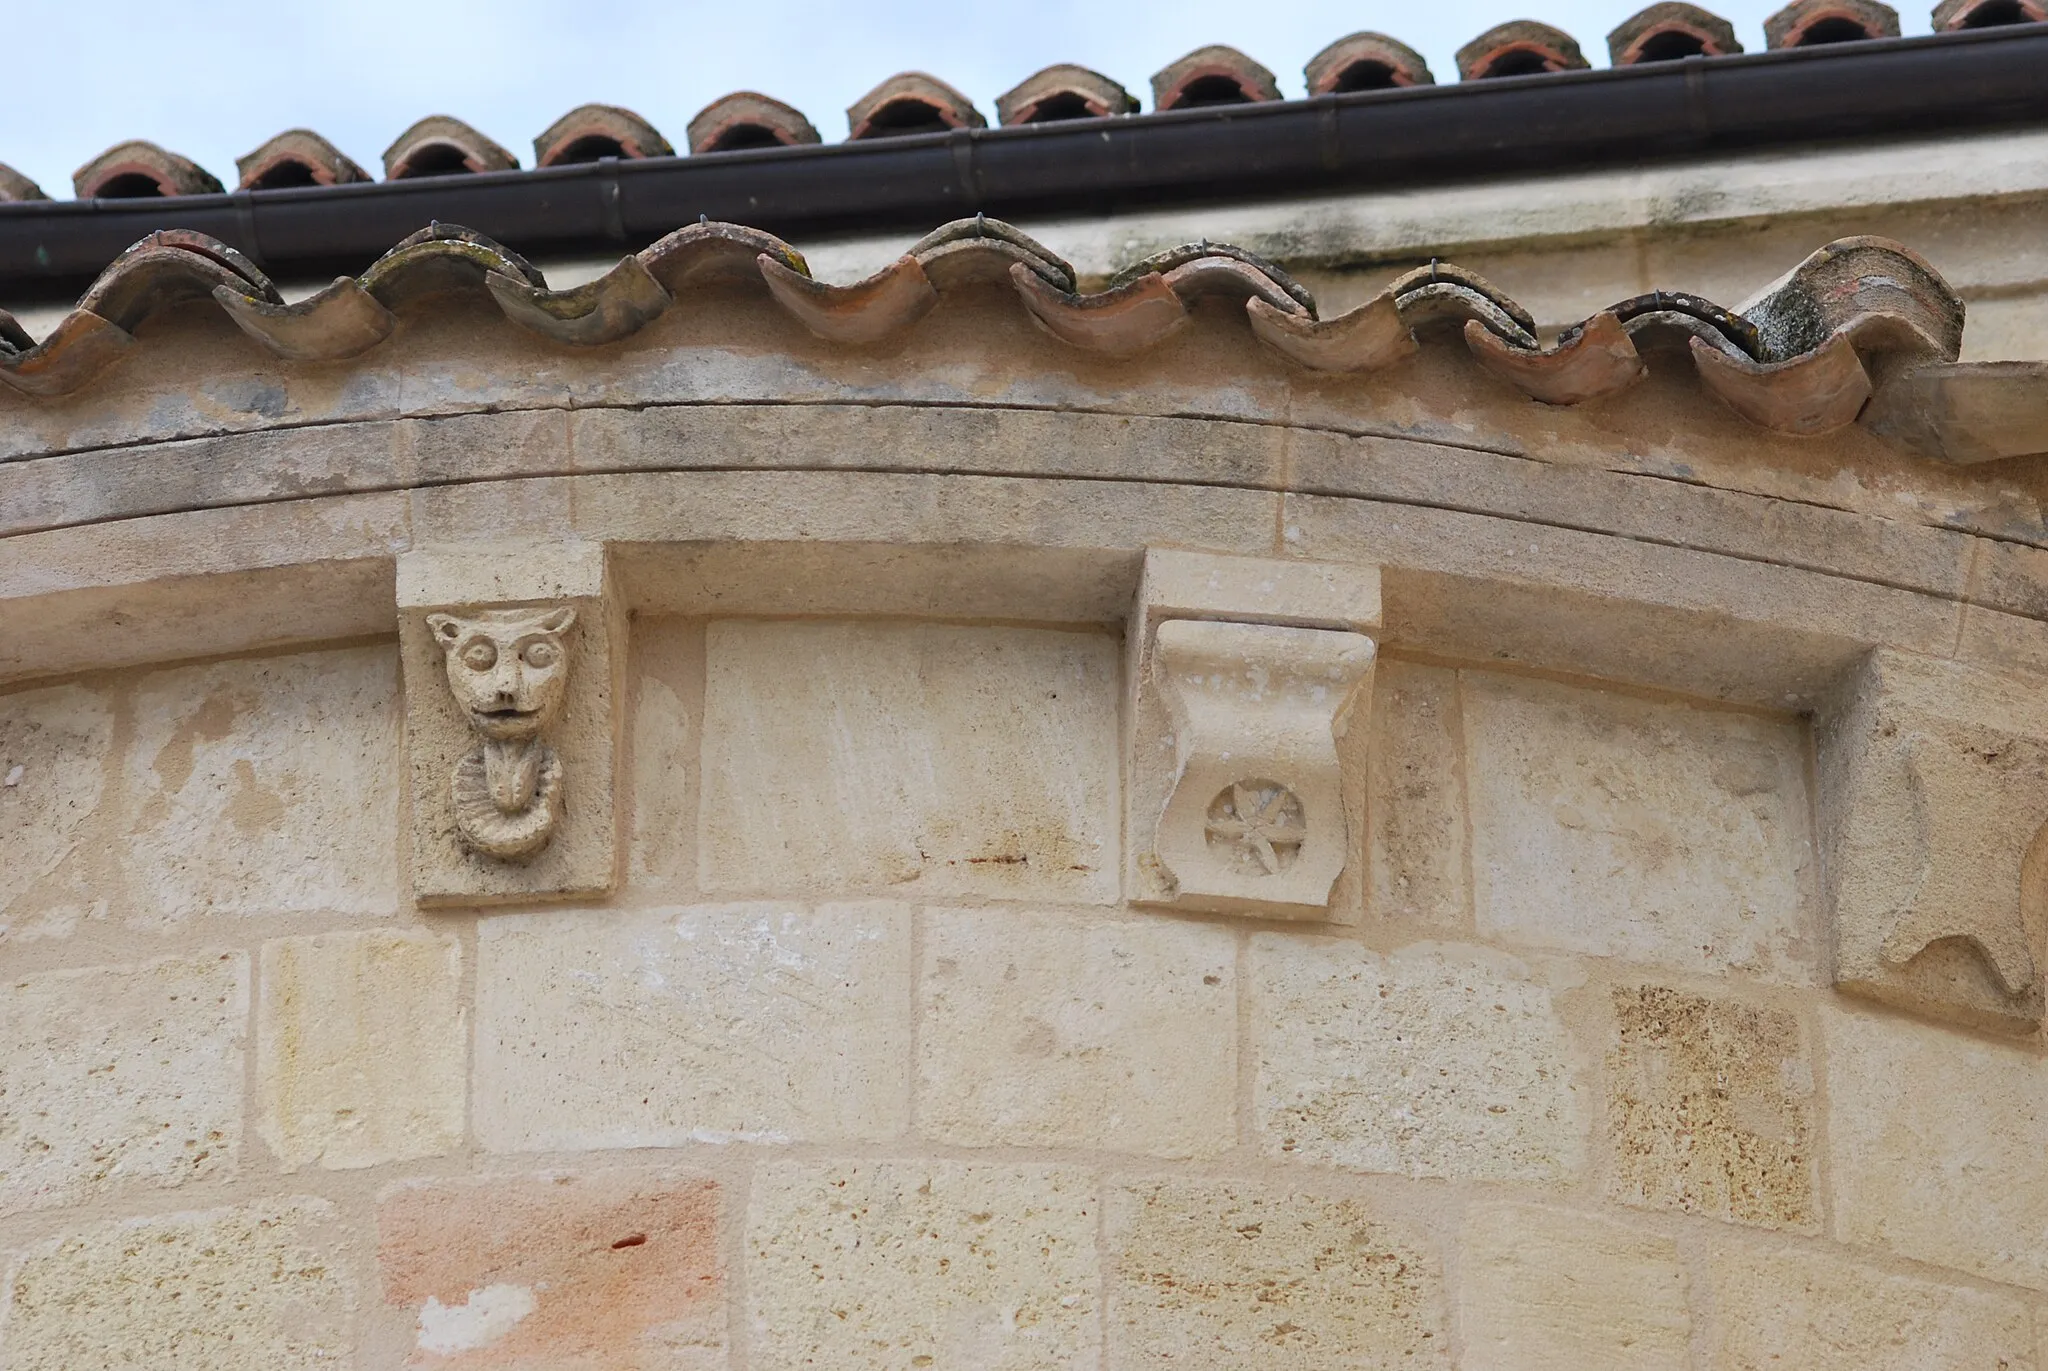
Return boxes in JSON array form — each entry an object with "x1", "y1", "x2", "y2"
[
  {"x1": 1932, "y1": 0, "x2": 2046, "y2": 27},
  {"x1": 687, "y1": 93, "x2": 822, "y2": 153},
  {"x1": 995, "y1": 65, "x2": 1139, "y2": 125},
  {"x1": 1764, "y1": 0, "x2": 1901, "y2": 46},
  {"x1": 1304, "y1": 33, "x2": 1435, "y2": 93},
  {"x1": 846, "y1": 73, "x2": 985, "y2": 140},
  {"x1": 533, "y1": 104, "x2": 673, "y2": 166},
  {"x1": 235, "y1": 130, "x2": 370, "y2": 191},
  {"x1": 0, "y1": 164, "x2": 46, "y2": 202},
  {"x1": 1607, "y1": 3, "x2": 1744, "y2": 62},
  {"x1": 72, "y1": 141, "x2": 223, "y2": 199},
  {"x1": 381, "y1": 116, "x2": 518, "y2": 180},
  {"x1": 1456, "y1": 20, "x2": 1592, "y2": 78},
  {"x1": 1150, "y1": 45, "x2": 1282, "y2": 110}
]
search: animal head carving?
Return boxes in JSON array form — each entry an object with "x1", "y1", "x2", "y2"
[{"x1": 426, "y1": 606, "x2": 577, "y2": 741}]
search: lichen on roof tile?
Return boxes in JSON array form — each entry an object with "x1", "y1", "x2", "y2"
[
  {"x1": 1607, "y1": 3, "x2": 1744, "y2": 63},
  {"x1": 1456, "y1": 20, "x2": 1591, "y2": 79},
  {"x1": 1151, "y1": 45, "x2": 1283, "y2": 110},
  {"x1": 0, "y1": 163, "x2": 46, "y2": 202},
  {"x1": 1763, "y1": 0, "x2": 1901, "y2": 46},
  {"x1": 1304, "y1": 33, "x2": 1435, "y2": 93},
  {"x1": 533, "y1": 104, "x2": 673, "y2": 167},
  {"x1": 687, "y1": 93, "x2": 822, "y2": 153},
  {"x1": 846, "y1": 72, "x2": 985, "y2": 140},
  {"x1": 381, "y1": 116, "x2": 518, "y2": 180},
  {"x1": 235, "y1": 130, "x2": 370, "y2": 191},
  {"x1": 996, "y1": 65, "x2": 1139, "y2": 125},
  {"x1": 72, "y1": 141, "x2": 223, "y2": 199}
]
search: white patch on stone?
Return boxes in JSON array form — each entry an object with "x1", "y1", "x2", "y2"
[{"x1": 417, "y1": 1283, "x2": 537, "y2": 1354}]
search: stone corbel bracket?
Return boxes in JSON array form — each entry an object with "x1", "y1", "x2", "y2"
[
  {"x1": 1127, "y1": 549, "x2": 1379, "y2": 918},
  {"x1": 398, "y1": 540, "x2": 624, "y2": 905},
  {"x1": 1818, "y1": 649, "x2": 2048, "y2": 1033}
]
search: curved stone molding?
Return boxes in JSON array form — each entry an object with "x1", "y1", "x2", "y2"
[
  {"x1": 1818, "y1": 649, "x2": 2048, "y2": 1032},
  {"x1": 1126, "y1": 549, "x2": 1380, "y2": 919},
  {"x1": 399, "y1": 541, "x2": 621, "y2": 905}
]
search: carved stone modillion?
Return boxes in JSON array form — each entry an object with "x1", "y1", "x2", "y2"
[{"x1": 427, "y1": 606, "x2": 577, "y2": 862}]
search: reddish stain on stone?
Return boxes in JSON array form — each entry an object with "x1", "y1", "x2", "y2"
[{"x1": 378, "y1": 1169, "x2": 723, "y2": 1369}]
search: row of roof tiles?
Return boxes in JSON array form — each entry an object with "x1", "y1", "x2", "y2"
[{"x1": 3, "y1": 0, "x2": 2034, "y2": 204}]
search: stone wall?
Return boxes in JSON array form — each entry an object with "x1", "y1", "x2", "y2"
[{"x1": 2, "y1": 614, "x2": 2041, "y2": 1369}]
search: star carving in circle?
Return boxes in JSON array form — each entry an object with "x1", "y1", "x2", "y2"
[{"x1": 1204, "y1": 780, "x2": 1307, "y2": 875}]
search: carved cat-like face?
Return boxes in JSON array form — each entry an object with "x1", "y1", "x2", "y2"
[{"x1": 426, "y1": 606, "x2": 577, "y2": 741}]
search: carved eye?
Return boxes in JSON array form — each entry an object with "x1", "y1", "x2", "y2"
[
  {"x1": 522, "y1": 640, "x2": 560, "y2": 669},
  {"x1": 460, "y1": 640, "x2": 498, "y2": 671}
]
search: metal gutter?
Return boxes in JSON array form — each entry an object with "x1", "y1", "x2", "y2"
[{"x1": 3, "y1": 24, "x2": 2046, "y2": 296}]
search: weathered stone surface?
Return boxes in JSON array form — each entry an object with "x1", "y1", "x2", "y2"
[
  {"x1": 1459, "y1": 1202, "x2": 1691, "y2": 1371},
  {"x1": 378, "y1": 1169, "x2": 724, "y2": 1370},
  {"x1": 1464, "y1": 671, "x2": 1816, "y2": 980},
  {"x1": 747, "y1": 1160, "x2": 1098, "y2": 1371},
  {"x1": 1817, "y1": 649, "x2": 2048, "y2": 1031},
  {"x1": 699, "y1": 620, "x2": 1119, "y2": 902},
  {"x1": 0, "y1": 952, "x2": 245, "y2": 1216},
  {"x1": 1367, "y1": 660, "x2": 1468, "y2": 926},
  {"x1": 121, "y1": 645, "x2": 401, "y2": 922},
  {"x1": 1250, "y1": 937, "x2": 1585, "y2": 1181},
  {"x1": 1104, "y1": 1179, "x2": 1448, "y2": 1369},
  {"x1": 627, "y1": 618, "x2": 700, "y2": 891},
  {"x1": 919, "y1": 907, "x2": 1237, "y2": 1157},
  {"x1": 1607, "y1": 985, "x2": 1816, "y2": 1230},
  {"x1": 475, "y1": 901, "x2": 911, "y2": 1150},
  {"x1": 0, "y1": 1199, "x2": 352, "y2": 1371},
  {"x1": 1824, "y1": 999, "x2": 2048, "y2": 1290},
  {"x1": 0, "y1": 682, "x2": 114, "y2": 938},
  {"x1": 1704, "y1": 1240, "x2": 2034, "y2": 1369},
  {"x1": 258, "y1": 929, "x2": 465, "y2": 1171}
]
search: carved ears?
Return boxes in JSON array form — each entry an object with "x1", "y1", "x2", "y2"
[
  {"x1": 536, "y1": 606, "x2": 576, "y2": 636},
  {"x1": 425, "y1": 607, "x2": 578, "y2": 654},
  {"x1": 426, "y1": 613, "x2": 463, "y2": 650}
]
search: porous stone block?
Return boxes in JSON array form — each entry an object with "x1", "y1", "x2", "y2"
[
  {"x1": 0, "y1": 952, "x2": 245, "y2": 1216},
  {"x1": 1704, "y1": 1241, "x2": 2034, "y2": 1369},
  {"x1": 626, "y1": 618, "x2": 701, "y2": 892},
  {"x1": 1607, "y1": 985, "x2": 1816, "y2": 1231},
  {"x1": 746, "y1": 1160, "x2": 1099, "y2": 1371},
  {"x1": 1367, "y1": 660, "x2": 1469, "y2": 926},
  {"x1": 378, "y1": 1169, "x2": 724, "y2": 1370},
  {"x1": 699, "y1": 619, "x2": 1119, "y2": 901},
  {"x1": 1104, "y1": 1179, "x2": 1448, "y2": 1369},
  {"x1": 1464, "y1": 671, "x2": 1815, "y2": 980},
  {"x1": 1459, "y1": 1202, "x2": 1691, "y2": 1371},
  {"x1": 0, "y1": 682, "x2": 114, "y2": 939},
  {"x1": 122, "y1": 645, "x2": 401, "y2": 922},
  {"x1": 0, "y1": 1199, "x2": 352, "y2": 1371},
  {"x1": 1250, "y1": 937, "x2": 1585, "y2": 1181},
  {"x1": 919, "y1": 907, "x2": 1237, "y2": 1157},
  {"x1": 475, "y1": 901, "x2": 911, "y2": 1150},
  {"x1": 1817, "y1": 649, "x2": 2048, "y2": 1031},
  {"x1": 399, "y1": 540, "x2": 622, "y2": 905},
  {"x1": 1824, "y1": 1000, "x2": 2048, "y2": 1290},
  {"x1": 258, "y1": 929, "x2": 465, "y2": 1170}
]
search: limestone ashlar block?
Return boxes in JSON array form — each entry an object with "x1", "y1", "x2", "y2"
[
  {"x1": 1817, "y1": 648, "x2": 2048, "y2": 1031},
  {"x1": 0, "y1": 681, "x2": 115, "y2": 938},
  {"x1": 0, "y1": 952, "x2": 245, "y2": 1216},
  {"x1": 398, "y1": 540, "x2": 622, "y2": 905},
  {"x1": 1367, "y1": 661, "x2": 1470, "y2": 926},
  {"x1": 475, "y1": 901, "x2": 912, "y2": 1150},
  {"x1": 377, "y1": 1169, "x2": 724, "y2": 1369},
  {"x1": 258, "y1": 929, "x2": 466, "y2": 1171},
  {"x1": 122, "y1": 644, "x2": 401, "y2": 922},
  {"x1": 918, "y1": 907, "x2": 1237, "y2": 1158},
  {"x1": 1458, "y1": 1203, "x2": 1691, "y2": 1371},
  {"x1": 1463, "y1": 670, "x2": 1816, "y2": 981},
  {"x1": 1250, "y1": 937, "x2": 1586, "y2": 1181},
  {"x1": 1823, "y1": 999, "x2": 2048, "y2": 1291},
  {"x1": 699, "y1": 619, "x2": 1119, "y2": 902},
  {"x1": 746, "y1": 1160, "x2": 1098, "y2": 1371},
  {"x1": 0, "y1": 1200, "x2": 352, "y2": 1371},
  {"x1": 1704, "y1": 1239, "x2": 2034, "y2": 1368},
  {"x1": 1125, "y1": 548, "x2": 1382, "y2": 917},
  {"x1": 1105, "y1": 1179, "x2": 1449, "y2": 1369},
  {"x1": 1606, "y1": 984, "x2": 1817, "y2": 1231}
]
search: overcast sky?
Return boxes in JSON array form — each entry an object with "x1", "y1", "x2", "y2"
[{"x1": 4, "y1": 0, "x2": 1933, "y2": 196}]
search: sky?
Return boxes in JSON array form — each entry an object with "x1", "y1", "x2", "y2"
[{"x1": 2, "y1": 0, "x2": 1934, "y2": 196}]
